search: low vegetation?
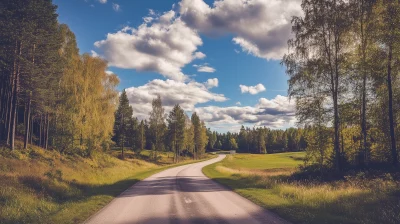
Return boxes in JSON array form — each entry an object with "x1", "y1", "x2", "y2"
[
  {"x1": 204, "y1": 153, "x2": 400, "y2": 224},
  {"x1": 0, "y1": 142, "x2": 212, "y2": 224}
]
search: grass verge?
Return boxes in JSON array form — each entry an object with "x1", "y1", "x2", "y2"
[
  {"x1": 0, "y1": 142, "x2": 213, "y2": 224},
  {"x1": 203, "y1": 152, "x2": 400, "y2": 224}
]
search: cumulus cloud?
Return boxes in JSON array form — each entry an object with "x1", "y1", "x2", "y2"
[
  {"x1": 179, "y1": 0, "x2": 302, "y2": 60},
  {"x1": 98, "y1": 0, "x2": 107, "y2": 3},
  {"x1": 112, "y1": 3, "x2": 120, "y2": 11},
  {"x1": 124, "y1": 80, "x2": 294, "y2": 130},
  {"x1": 239, "y1": 84, "x2": 266, "y2": 95},
  {"x1": 124, "y1": 79, "x2": 227, "y2": 120},
  {"x1": 194, "y1": 95, "x2": 296, "y2": 129},
  {"x1": 236, "y1": 102, "x2": 241, "y2": 105},
  {"x1": 94, "y1": 10, "x2": 204, "y2": 81},
  {"x1": 193, "y1": 63, "x2": 216, "y2": 73},
  {"x1": 205, "y1": 78, "x2": 218, "y2": 88}
]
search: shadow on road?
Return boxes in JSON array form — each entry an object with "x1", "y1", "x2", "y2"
[{"x1": 118, "y1": 176, "x2": 229, "y2": 197}]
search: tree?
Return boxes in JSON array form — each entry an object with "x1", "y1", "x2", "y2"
[
  {"x1": 238, "y1": 126, "x2": 248, "y2": 152},
  {"x1": 374, "y1": 0, "x2": 400, "y2": 166},
  {"x1": 167, "y1": 104, "x2": 186, "y2": 163},
  {"x1": 137, "y1": 120, "x2": 146, "y2": 152},
  {"x1": 283, "y1": 0, "x2": 353, "y2": 170},
  {"x1": 198, "y1": 121, "x2": 209, "y2": 157},
  {"x1": 350, "y1": 0, "x2": 375, "y2": 165},
  {"x1": 191, "y1": 112, "x2": 201, "y2": 159},
  {"x1": 113, "y1": 90, "x2": 133, "y2": 159},
  {"x1": 149, "y1": 95, "x2": 166, "y2": 160},
  {"x1": 207, "y1": 129, "x2": 217, "y2": 151},
  {"x1": 257, "y1": 128, "x2": 266, "y2": 154},
  {"x1": 128, "y1": 117, "x2": 139, "y2": 151},
  {"x1": 229, "y1": 138, "x2": 238, "y2": 151},
  {"x1": 0, "y1": 0, "x2": 62, "y2": 150}
]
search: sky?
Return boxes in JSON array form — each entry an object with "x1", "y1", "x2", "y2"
[{"x1": 53, "y1": 0, "x2": 302, "y2": 133}]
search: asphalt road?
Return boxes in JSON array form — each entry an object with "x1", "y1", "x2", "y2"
[{"x1": 85, "y1": 155, "x2": 289, "y2": 224}]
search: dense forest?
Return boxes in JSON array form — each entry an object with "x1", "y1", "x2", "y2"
[
  {"x1": 282, "y1": 0, "x2": 400, "y2": 170},
  {"x1": 0, "y1": 0, "x2": 119, "y2": 155},
  {"x1": 0, "y1": 0, "x2": 211, "y2": 162}
]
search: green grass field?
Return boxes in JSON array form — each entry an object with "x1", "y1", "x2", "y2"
[
  {"x1": 203, "y1": 152, "x2": 400, "y2": 224},
  {"x1": 0, "y1": 142, "x2": 213, "y2": 224},
  {"x1": 221, "y1": 152, "x2": 304, "y2": 170}
]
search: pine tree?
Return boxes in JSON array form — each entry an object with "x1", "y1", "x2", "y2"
[
  {"x1": 137, "y1": 120, "x2": 146, "y2": 152},
  {"x1": 113, "y1": 90, "x2": 133, "y2": 159},
  {"x1": 191, "y1": 112, "x2": 201, "y2": 159},
  {"x1": 149, "y1": 95, "x2": 166, "y2": 160},
  {"x1": 167, "y1": 104, "x2": 186, "y2": 163}
]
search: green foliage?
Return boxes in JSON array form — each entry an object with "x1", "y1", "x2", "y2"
[
  {"x1": 167, "y1": 104, "x2": 186, "y2": 163},
  {"x1": 282, "y1": 0, "x2": 400, "y2": 169},
  {"x1": 229, "y1": 138, "x2": 238, "y2": 150},
  {"x1": 113, "y1": 90, "x2": 133, "y2": 151},
  {"x1": 0, "y1": 1, "x2": 119, "y2": 154}
]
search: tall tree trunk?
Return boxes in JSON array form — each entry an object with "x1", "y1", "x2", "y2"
[
  {"x1": 6, "y1": 40, "x2": 18, "y2": 145},
  {"x1": 359, "y1": 0, "x2": 369, "y2": 166},
  {"x1": 10, "y1": 41, "x2": 22, "y2": 151},
  {"x1": 24, "y1": 44, "x2": 35, "y2": 149},
  {"x1": 121, "y1": 113, "x2": 124, "y2": 159},
  {"x1": 387, "y1": 43, "x2": 398, "y2": 166},
  {"x1": 45, "y1": 113, "x2": 49, "y2": 149},
  {"x1": 24, "y1": 93, "x2": 31, "y2": 149},
  {"x1": 39, "y1": 114, "x2": 42, "y2": 147},
  {"x1": 30, "y1": 116, "x2": 33, "y2": 145}
]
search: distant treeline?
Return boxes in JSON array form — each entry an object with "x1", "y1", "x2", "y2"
[
  {"x1": 112, "y1": 91, "x2": 209, "y2": 162},
  {"x1": 205, "y1": 127, "x2": 307, "y2": 154}
]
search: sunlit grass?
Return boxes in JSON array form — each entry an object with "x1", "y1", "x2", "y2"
[
  {"x1": 203, "y1": 152, "x2": 400, "y2": 224},
  {"x1": 0, "y1": 143, "x2": 213, "y2": 224}
]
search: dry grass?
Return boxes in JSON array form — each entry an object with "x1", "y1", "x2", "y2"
[
  {"x1": 0, "y1": 143, "x2": 211, "y2": 224},
  {"x1": 203, "y1": 153, "x2": 400, "y2": 224}
]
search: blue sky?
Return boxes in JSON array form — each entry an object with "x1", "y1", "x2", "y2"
[{"x1": 53, "y1": 0, "x2": 301, "y2": 132}]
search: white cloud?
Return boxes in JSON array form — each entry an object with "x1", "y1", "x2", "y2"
[
  {"x1": 112, "y1": 3, "x2": 120, "y2": 11},
  {"x1": 193, "y1": 51, "x2": 206, "y2": 59},
  {"x1": 194, "y1": 63, "x2": 216, "y2": 73},
  {"x1": 236, "y1": 102, "x2": 241, "y2": 105},
  {"x1": 195, "y1": 95, "x2": 296, "y2": 129},
  {"x1": 91, "y1": 50, "x2": 100, "y2": 57},
  {"x1": 125, "y1": 79, "x2": 227, "y2": 120},
  {"x1": 124, "y1": 80, "x2": 294, "y2": 130},
  {"x1": 94, "y1": 11, "x2": 204, "y2": 81},
  {"x1": 239, "y1": 84, "x2": 266, "y2": 95},
  {"x1": 105, "y1": 70, "x2": 114, "y2": 75},
  {"x1": 179, "y1": 0, "x2": 302, "y2": 60},
  {"x1": 143, "y1": 16, "x2": 153, "y2": 23},
  {"x1": 205, "y1": 78, "x2": 218, "y2": 88},
  {"x1": 98, "y1": 0, "x2": 107, "y2": 3}
]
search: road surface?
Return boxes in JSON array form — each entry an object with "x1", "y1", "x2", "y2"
[{"x1": 85, "y1": 155, "x2": 289, "y2": 224}]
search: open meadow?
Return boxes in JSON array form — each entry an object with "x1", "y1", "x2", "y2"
[{"x1": 203, "y1": 152, "x2": 400, "y2": 224}]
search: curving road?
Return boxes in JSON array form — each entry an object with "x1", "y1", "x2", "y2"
[{"x1": 85, "y1": 155, "x2": 289, "y2": 224}]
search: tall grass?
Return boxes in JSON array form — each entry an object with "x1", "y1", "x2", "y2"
[
  {"x1": 203, "y1": 153, "x2": 400, "y2": 224},
  {"x1": 0, "y1": 143, "x2": 210, "y2": 224}
]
